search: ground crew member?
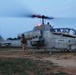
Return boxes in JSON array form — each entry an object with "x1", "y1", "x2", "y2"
[{"x1": 20, "y1": 34, "x2": 27, "y2": 52}]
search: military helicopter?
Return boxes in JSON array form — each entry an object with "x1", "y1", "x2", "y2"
[
  {"x1": 17, "y1": 14, "x2": 76, "y2": 51},
  {"x1": 0, "y1": 2, "x2": 76, "y2": 51}
]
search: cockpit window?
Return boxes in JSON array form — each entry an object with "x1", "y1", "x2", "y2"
[{"x1": 51, "y1": 28, "x2": 76, "y2": 35}]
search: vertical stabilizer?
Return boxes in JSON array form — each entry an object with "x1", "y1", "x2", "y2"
[{"x1": 0, "y1": 35, "x2": 4, "y2": 42}]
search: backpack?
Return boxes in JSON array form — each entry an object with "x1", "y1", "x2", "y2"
[{"x1": 21, "y1": 38, "x2": 27, "y2": 44}]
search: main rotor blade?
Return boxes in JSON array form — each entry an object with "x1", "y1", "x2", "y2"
[
  {"x1": 0, "y1": 0, "x2": 34, "y2": 18},
  {"x1": 0, "y1": 0, "x2": 54, "y2": 19},
  {"x1": 31, "y1": 14, "x2": 54, "y2": 20},
  {"x1": 0, "y1": 8, "x2": 33, "y2": 18}
]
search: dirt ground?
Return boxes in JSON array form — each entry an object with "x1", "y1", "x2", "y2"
[{"x1": 0, "y1": 49, "x2": 76, "y2": 75}]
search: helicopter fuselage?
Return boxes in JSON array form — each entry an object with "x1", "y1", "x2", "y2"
[{"x1": 18, "y1": 24, "x2": 76, "y2": 51}]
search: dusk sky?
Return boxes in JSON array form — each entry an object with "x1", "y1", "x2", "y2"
[{"x1": 0, "y1": 0, "x2": 76, "y2": 39}]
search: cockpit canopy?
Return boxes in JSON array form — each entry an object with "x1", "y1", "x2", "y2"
[
  {"x1": 51, "y1": 28, "x2": 76, "y2": 35},
  {"x1": 33, "y1": 24, "x2": 76, "y2": 36}
]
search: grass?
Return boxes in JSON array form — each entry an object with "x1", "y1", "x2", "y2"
[{"x1": 0, "y1": 57, "x2": 68, "y2": 75}]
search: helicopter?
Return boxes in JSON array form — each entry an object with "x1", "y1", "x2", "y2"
[
  {"x1": 0, "y1": 1, "x2": 76, "y2": 51},
  {"x1": 17, "y1": 14, "x2": 76, "y2": 51}
]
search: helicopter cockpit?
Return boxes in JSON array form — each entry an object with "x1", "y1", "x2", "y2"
[
  {"x1": 51, "y1": 28, "x2": 76, "y2": 37},
  {"x1": 33, "y1": 23, "x2": 76, "y2": 37}
]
